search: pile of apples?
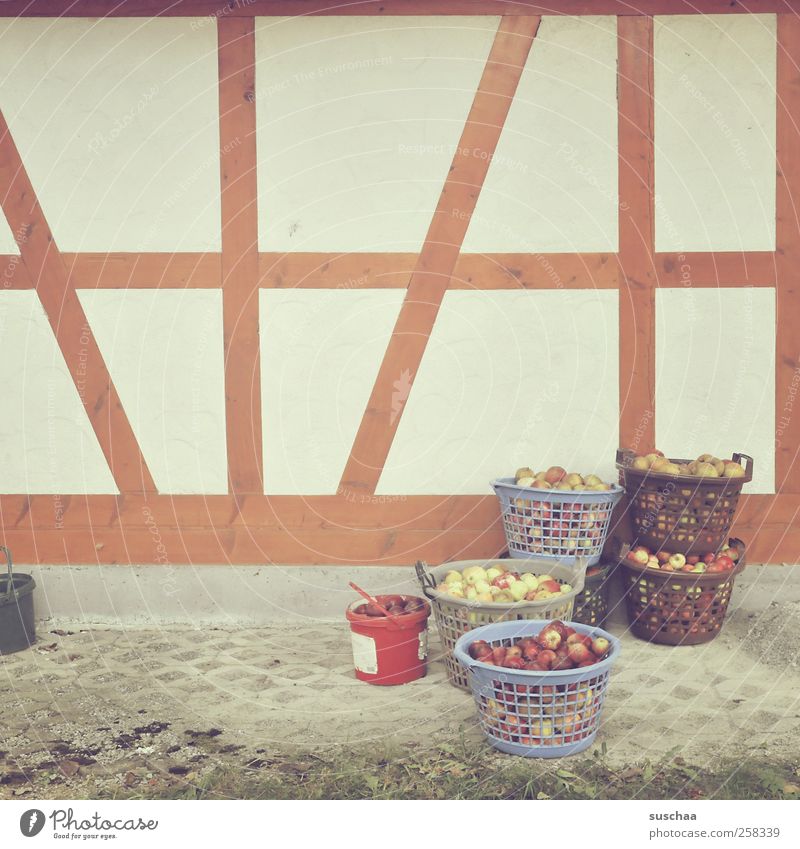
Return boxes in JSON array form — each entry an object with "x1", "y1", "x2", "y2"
[
  {"x1": 481, "y1": 681, "x2": 600, "y2": 746},
  {"x1": 513, "y1": 466, "x2": 613, "y2": 492},
  {"x1": 467, "y1": 620, "x2": 611, "y2": 671},
  {"x1": 628, "y1": 450, "x2": 746, "y2": 479},
  {"x1": 355, "y1": 596, "x2": 427, "y2": 617},
  {"x1": 436, "y1": 564, "x2": 572, "y2": 604},
  {"x1": 626, "y1": 541, "x2": 741, "y2": 574}
]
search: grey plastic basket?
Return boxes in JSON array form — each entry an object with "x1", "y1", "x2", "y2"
[{"x1": 416, "y1": 558, "x2": 587, "y2": 690}]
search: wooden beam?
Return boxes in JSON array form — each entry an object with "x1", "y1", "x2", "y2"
[
  {"x1": 617, "y1": 16, "x2": 656, "y2": 455},
  {"x1": 655, "y1": 252, "x2": 776, "y2": 288},
  {"x1": 1, "y1": 492, "x2": 796, "y2": 564},
  {"x1": 218, "y1": 17, "x2": 263, "y2": 495},
  {"x1": 776, "y1": 14, "x2": 800, "y2": 494},
  {"x1": 0, "y1": 111, "x2": 156, "y2": 493},
  {"x1": 65, "y1": 252, "x2": 221, "y2": 289},
  {"x1": 339, "y1": 15, "x2": 541, "y2": 496},
  {"x1": 0, "y1": 1, "x2": 793, "y2": 18}
]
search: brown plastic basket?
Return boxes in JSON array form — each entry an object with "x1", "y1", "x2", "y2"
[
  {"x1": 617, "y1": 540, "x2": 746, "y2": 645},
  {"x1": 415, "y1": 558, "x2": 586, "y2": 690},
  {"x1": 616, "y1": 449, "x2": 753, "y2": 554},
  {"x1": 572, "y1": 561, "x2": 616, "y2": 628}
]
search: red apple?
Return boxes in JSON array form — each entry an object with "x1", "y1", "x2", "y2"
[
  {"x1": 537, "y1": 649, "x2": 557, "y2": 669},
  {"x1": 468, "y1": 640, "x2": 491, "y2": 660},
  {"x1": 591, "y1": 636, "x2": 610, "y2": 657},
  {"x1": 567, "y1": 643, "x2": 593, "y2": 664},
  {"x1": 628, "y1": 546, "x2": 650, "y2": 565},
  {"x1": 545, "y1": 466, "x2": 567, "y2": 484},
  {"x1": 551, "y1": 654, "x2": 575, "y2": 670},
  {"x1": 537, "y1": 629, "x2": 562, "y2": 651},
  {"x1": 491, "y1": 646, "x2": 507, "y2": 666},
  {"x1": 505, "y1": 645, "x2": 523, "y2": 660},
  {"x1": 703, "y1": 552, "x2": 716, "y2": 564},
  {"x1": 522, "y1": 643, "x2": 540, "y2": 661},
  {"x1": 714, "y1": 555, "x2": 734, "y2": 571},
  {"x1": 686, "y1": 555, "x2": 700, "y2": 565},
  {"x1": 503, "y1": 657, "x2": 525, "y2": 669}
]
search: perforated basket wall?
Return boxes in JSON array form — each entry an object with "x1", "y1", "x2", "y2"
[
  {"x1": 417, "y1": 559, "x2": 586, "y2": 690},
  {"x1": 454, "y1": 620, "x2": 619, "y2": 758},
  {"x1": 619, "y1": 558, "x2": 744, "y2": 645},
  {"x1": 572, "y1": 563, "x2": 615, "y2": 628},
  {"x1": 491, "y1": 478, "x2": 624, "y2": 565},
  {"x1": 616, "y1": 450, "x2": 753, "y2": 555}
]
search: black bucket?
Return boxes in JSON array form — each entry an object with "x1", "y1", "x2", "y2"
[{"x1": 0, "y1": 547, "x2": 35, "y2": 654}]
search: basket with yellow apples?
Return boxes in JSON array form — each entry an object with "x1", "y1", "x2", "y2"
[
  {"x1": 491, "y1": 467, "x2": 625, "y2": 566},
  {"x1": 415, "y1": 558, "x2": 587, "y2": 690},
  {"x1": 616, "y1": 449, "x2": 753, "y2": 554},
  {"x1": 617, "y1": 539, "x2": 746, "y2": 645},
  {"x1": 454, "y1": 619, "x2": 620, "y2": 757}
]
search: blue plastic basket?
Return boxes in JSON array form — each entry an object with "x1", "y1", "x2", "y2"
[
  {"x1": 454, "y1": 619, "x2": 620, "y2": 758},
  {"x1": 491, "y1": 478, "x2": 625, "y2": 566}
]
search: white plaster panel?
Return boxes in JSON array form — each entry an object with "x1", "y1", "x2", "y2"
[
  {"x1": 655, "y1": 287, "x2": 775, "y2": 493},
  {"x1": 0, "y1": 291, "x2": 117, "y2": 493},
  {"x1": 255, "y1": 16, "x2": 499, "y2": 251},
  {"x1": 376, "y1": 290, "x2": 619, "y2": 494},
  {"x1": 0, "y1": 209, "x2": 17, "y2": 254},
  {"x1": 463, "y1": 16, "x2": 619, "y2": 253},
  {"x1": 79, "y1": 289, "x2": 227, "y2": 494},
  {"x1": 654, "y1": 15, "x2": 776, "y2": 252},
  {"x1": 0, "y1": 18, "x2": 221, "y2": 252},
  {"x1": 260, "y1": 289, "x2": 405, "y2": 494}
]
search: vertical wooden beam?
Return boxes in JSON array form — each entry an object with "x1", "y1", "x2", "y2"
[
  {"x1": 0, "y1": 110, "x2": 156, "y2": 493},
  {"x1": 775, "y1": 14, "x2": 800, "y2": 493},
  {"x1": 339, "y1": 15, "x2": 541, "y2": 496},
  {"x1": 618, "y1": 15, "x2": 657, "y2": 454},
  {"x1": 218, "y1": 17, "x2": 263, "y2": 495}
]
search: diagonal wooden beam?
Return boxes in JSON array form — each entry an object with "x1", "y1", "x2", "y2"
[
  {"x1": 617, "y1": 15, "x2": 657, "y2": 455},
  {"x1": 218, "y1": 16, "x2": 263, "y2": 496},
  {"x1": 0, "y1": 110, "x2": 156, "y2": 493},
  {"x1": 339, "y1": 14, "x2": 541, "y2": 496}
]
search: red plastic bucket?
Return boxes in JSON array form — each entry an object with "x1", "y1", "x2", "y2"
[{"x1": 345, "y1": 595, "x2": 431, "y2": 685}]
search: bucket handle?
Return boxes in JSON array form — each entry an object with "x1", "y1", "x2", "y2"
[
  {"x1": 1, "y1": 546, "x2": 12, "y2": 601},
  {"x1": 415, "y1": 560, "x2": 436, "y2": 599}
]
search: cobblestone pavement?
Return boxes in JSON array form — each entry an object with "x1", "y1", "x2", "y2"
[{"x1": 1, "y1": 565, "x2": 799, "y2": 797}]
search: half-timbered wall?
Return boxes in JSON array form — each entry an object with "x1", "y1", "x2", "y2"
[{"x1": 0, "y1": 1, "x2": 796, "y2": 565}]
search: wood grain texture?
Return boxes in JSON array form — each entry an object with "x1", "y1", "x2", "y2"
[
  {"x1": 219, "y1": 17, "x2": 263, "y2": 495},
  {"x1": 655, "y1": 252, "x2": 777, "y2": 288},
  {"x1": 775, "y1": 14, "x2": 800, "y2": 493},
  {"x1": 339, "y1": 15, "x2": 541, "y2": 496},
  {"x1": 617, "y1": 16, "x2": 656, "y2": 455},
  {"x1": 0, "y1": 492, "x2": 795, "y2": 564},
  {"x1": 0, "y1": 111, "x2": 156, "y2": 493},
  {"x1": 65, "y1": 253, "x2": 221, "y2": 289},
  {"x1": 0, "y1": 1, "x2": 791, "y2": 17}
]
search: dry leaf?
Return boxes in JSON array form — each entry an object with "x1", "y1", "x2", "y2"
[{"x1": 59, "y1": 760, "x2": 80, "y2": 777}]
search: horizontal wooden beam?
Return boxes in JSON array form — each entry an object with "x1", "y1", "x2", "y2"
[
  {"x1": 2, "y1": 251, "x2": 783, "y2": 291},
  {"x1": 0, "y1": 492, "x2": 794, "y2": 564},
  {"x1": 0, "y1": 1, "x2": 792, "y2": 17},
  {"x1": 655, "y1": 252, "x2": 776, "y2": 287}
]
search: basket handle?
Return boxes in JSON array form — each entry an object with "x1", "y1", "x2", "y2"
[
  {"x1": 415, "y1": 560, "x2": 436, "y2": 598},
  {"x1": 1, "y1": 546, "x2": 12, "y2": 601},
  {"x1": 732, "y1": 453, "x2": 754, "y2": 479},
  {"x1": 616, "y1": 448, "x2": 636, "y2": 468}
]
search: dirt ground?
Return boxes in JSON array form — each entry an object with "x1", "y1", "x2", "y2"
[{"x1": 1, "y1": 564, "x2": 799, "y2": 799}]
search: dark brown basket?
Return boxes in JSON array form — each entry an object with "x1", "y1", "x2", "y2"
[
  {"x1": 572, "y1": 561, "x2": 615, "y2": 628},
  {"x1": 617, "y1": 540, "x2": 746, "y2": 645},
  {"x1": 616, "y1": 449, "x2": 753, "y2": 554}
]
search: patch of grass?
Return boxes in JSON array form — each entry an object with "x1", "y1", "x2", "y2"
[{"x1": 87, "y1": 739, "x2": 799, "y2": 801}]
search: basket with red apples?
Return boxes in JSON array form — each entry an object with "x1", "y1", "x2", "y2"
[
  {"x1": 617, "y1": 539, "x2": 746, "y2": 645},
  {"x1": 415, "y1": 558, "x2": 587, "y2": 690},
  {"x1": 616, "y1": 449, "x2": 753, "y2": 554},
  {"x1": 492, "y1": 466, "x2": 624, "y2": 565},
  {"x1": 453, "y1": 619, "x2": 619, "y2": 758}
]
